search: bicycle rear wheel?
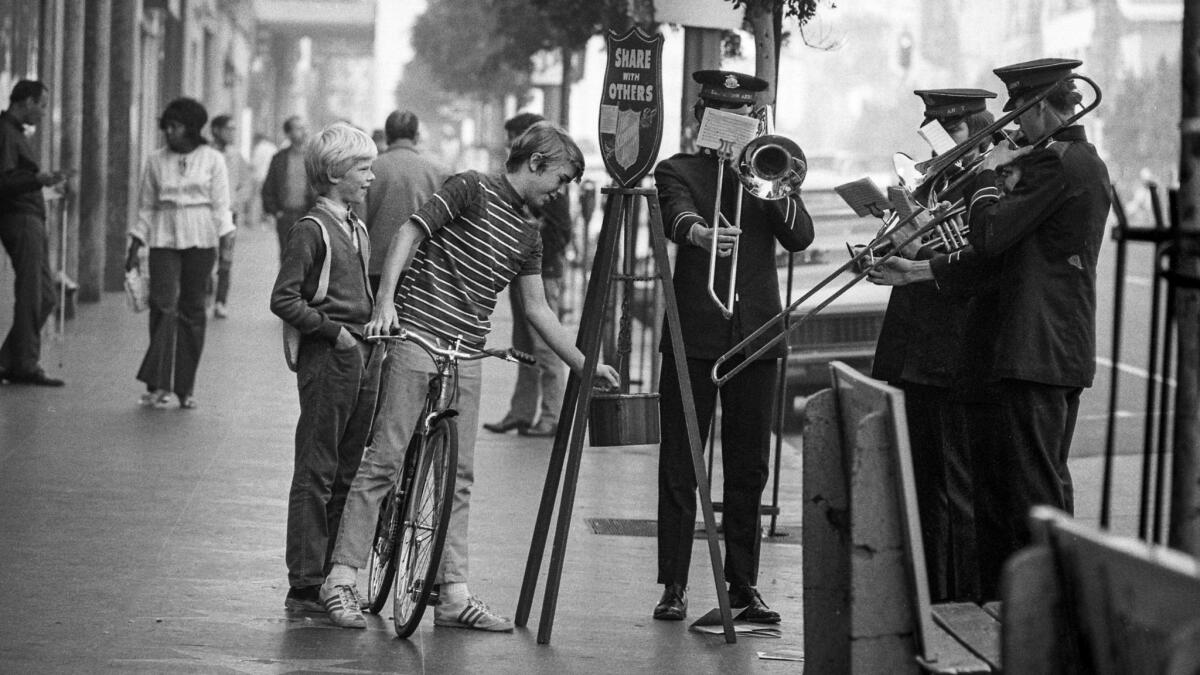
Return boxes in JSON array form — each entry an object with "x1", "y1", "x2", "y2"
[
  {"x1": 393, "y1": 419, "x2": 458, "y2": 638},
  {"x1": 364, "y1": 483, "x2": 403, "y2": 614}
]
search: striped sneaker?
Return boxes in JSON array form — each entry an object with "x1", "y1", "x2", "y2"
[
  {"x1": 434, "y1": 595, "x2": 514, "y2": 632},
  {"x1": 320, "y1": 584, "x2": 366, "y2": 629}
]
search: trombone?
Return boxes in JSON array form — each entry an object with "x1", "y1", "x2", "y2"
[
  {"x1": 710, "y1": 73, "x2": 1102, "y2": 387},
  {"x1": 706, "y1": 105, "x2": 807, "y2": 318}
]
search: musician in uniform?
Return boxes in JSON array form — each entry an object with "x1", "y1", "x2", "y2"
[
  {"x1": 871, "y1": 58, "x2": 1110, "y2": 600},
  {"x1": 871, "y1": 88, "x2": 996, "y2": 602},
  {"x1": 651, "y1": 70, "x2": 814, "y2": 623}
]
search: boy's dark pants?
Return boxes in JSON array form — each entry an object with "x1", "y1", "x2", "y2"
[{"x1": 287, "y1": 335, "x2": 381, "y2": 589}]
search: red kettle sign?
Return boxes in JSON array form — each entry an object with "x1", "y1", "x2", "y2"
[{"x1": 599, "y1": 27, "x2": 663, "y2": 187}]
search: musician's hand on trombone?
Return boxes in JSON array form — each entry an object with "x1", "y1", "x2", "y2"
[
  {"x1": 979, "y1": 142, "x2": 1034, "y2": 173},
  {"x1": 687, "y1": 221, "x2": 742, "y2": 257},
  {"x1": 886, "y1": 220, "x2": 923, "y2": 259},
  {"x1": 867, "y1": 256, "x2": 923, "y2": 287}
]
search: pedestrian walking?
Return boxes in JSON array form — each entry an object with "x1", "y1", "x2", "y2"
[
  {"x1": 209, "y1": 114, "x2": 252, "y2": 318},
  {"x1": 363, "y1": 110, "x2": 447, "y2": 295},
  {"x1": 262, "y1": 116, "x2": 316, "y2": 259},
  {"x1": 125, "y1": 97, "x2": 233, "y2": 409}
]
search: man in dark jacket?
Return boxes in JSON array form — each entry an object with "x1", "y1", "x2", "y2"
[
  {"x1": 869, "y1": 58, "x2": 1110, "y2": 600},
  {"x1": 652, "y1": 70, "x2": 814, "y2": 623},
  {"x1": 262, "y1": 115, "x2": 317, "y2": 258},
  {"x1": 0, "y1": 80, "x2": 67, "y2": 386}
]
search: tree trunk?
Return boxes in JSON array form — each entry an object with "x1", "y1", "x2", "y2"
[
  {"x1": 1169, "y1": 0, "x2": 1200, "y2": 554},
  {"x1": 745, "y1": 2, "x2": 777, "y2": 109}
]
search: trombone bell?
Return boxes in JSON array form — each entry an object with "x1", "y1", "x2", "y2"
[{"x1": 736, "y1": 135, "x2": 807, "y2": 200}]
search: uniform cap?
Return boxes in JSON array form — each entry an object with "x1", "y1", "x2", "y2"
[
  {"x1": 993, "y1": 57, "x2": 1082, "y2": 111},
  {"x1": 913, "y1": 88, "x2": 997, "y2": 121},
  {"x1": 692, "y1": 69, "x2": 767, "y2": 107}
]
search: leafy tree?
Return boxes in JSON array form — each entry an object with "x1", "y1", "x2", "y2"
[
  {"x1": 726, "y1": 0, "x2": 823, "y2": 107},
  {"x1": 410, "y1": 0, "x2": 528, "y2": 99}
]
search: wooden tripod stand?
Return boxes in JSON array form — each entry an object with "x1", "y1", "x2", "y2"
[{"x1": 514, "y1": 186, "x2": 737, "y2": 644}]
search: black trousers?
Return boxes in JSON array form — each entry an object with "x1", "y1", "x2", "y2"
[
  {"x1": 901, "y1": 382, "x2": 978, "y2": 602},
  {"x1": 965, "y1": 379, "x2": 1080, "y2": 600},
  {"x1": 137, "y1": 247, "x2": 216, "y2": 398},
  {"x1": 657, "y1": 355, "x2": 775, "y2": 588},
  {"x1": 0, "y1": 213, "x2": 55, "y2": 375}
]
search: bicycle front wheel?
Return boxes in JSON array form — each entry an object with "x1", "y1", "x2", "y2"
[
  {"x1": 364, "y1": 482, "x2": 403, "y2": 614},
  {"x1": 392, "y1": 419, "x2": 458, "y2": 638}
]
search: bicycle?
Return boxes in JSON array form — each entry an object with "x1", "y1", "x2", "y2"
[{"x1": 362, "y1": 328, "x2": 533, "y2": 638}]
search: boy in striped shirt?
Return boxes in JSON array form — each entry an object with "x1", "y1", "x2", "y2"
[{"x1": 321, "y1": 122, "x2": 619, "y2": 631}]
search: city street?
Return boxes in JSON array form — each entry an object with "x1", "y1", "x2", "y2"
[{"x1": 0, "y1": 225, "x2": 804, "y2": 673}]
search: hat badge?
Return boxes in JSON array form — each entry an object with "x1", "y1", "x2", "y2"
[{"x1": 723, "y1": 74, "x2": 739, "y2": 89}]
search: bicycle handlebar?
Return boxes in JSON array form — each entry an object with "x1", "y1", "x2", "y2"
[{"x1": 367, "y1": 328, "x2": 536, "y2": 366}]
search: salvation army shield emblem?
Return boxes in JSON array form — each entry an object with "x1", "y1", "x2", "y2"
[{"x1": 598, "y1": 27, "x2": 663, "y2": 187}]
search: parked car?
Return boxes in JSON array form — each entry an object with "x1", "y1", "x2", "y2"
[{"x1": 778, "y1": 188, "x2": 890, "y2": 412}]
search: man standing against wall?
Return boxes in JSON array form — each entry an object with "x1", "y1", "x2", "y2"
[
  {"x1": 363, "y1": 110, "x2": 447, "y2": 295},
  {"x1": 0, "y1": 80, "x2": 67, "y2": 387},
  {"x1": 262, "y1": 115, "x2": 316, "y2": 258}
]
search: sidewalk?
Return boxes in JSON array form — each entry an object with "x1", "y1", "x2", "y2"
[{"x1": 0, "y1": 225, "x2": 804, "y2": 673}]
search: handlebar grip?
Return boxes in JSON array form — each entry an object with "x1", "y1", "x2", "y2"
[{"x1": 508, "y1": 348, "x2": 536, "y2": 366}]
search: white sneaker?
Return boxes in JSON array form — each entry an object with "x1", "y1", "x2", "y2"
[
  {"x1": 213, "y1": 302, "x2": 228, "y2": 318},
  {"x1": 434, "y1": 595, "x2": 514, "y2": 632},
  {"x1": 320, "y1": 584, "x2": 366, "y2": 629}
]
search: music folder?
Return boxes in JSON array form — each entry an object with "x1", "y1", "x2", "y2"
[{"x1": 834, "y1": 177, "x2": 891, "y2": 218}]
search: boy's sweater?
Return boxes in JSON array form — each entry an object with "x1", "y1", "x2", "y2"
[{"x1": 270, "y1": 200, "x2": 373, "y2": 341}]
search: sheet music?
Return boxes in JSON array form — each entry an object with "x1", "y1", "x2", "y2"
[
  {"x1": 834, "y1": 177, "x2": 892, "y2": 217},
  {"x1": 918, "y1": 119, "x2": 957, "y2": 155},
  {"x1": 695, "y1": 108, "x2": 760, "y2": 156},
  {"x1": 888, "y1": 186, "x2": 917, "y2": 220}
]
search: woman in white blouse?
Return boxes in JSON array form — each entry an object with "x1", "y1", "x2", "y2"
[{"x1": 124, "y1": 98, "x2": 233, "y2": 409}]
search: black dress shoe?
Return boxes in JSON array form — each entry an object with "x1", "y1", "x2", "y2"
[
  {"x1": 728, "y1": 585, "x2": 780, "y2": 624},
  {"x1": 653, "y1": 583, "x2": 687, "y2": 621},
  {"x1": 482, "y1": 418, "x2": 530, "y2": 434},
  {"x1": 518, "y1": 420, "x2": 557, "y2": 437},
  {"x1": 4, "y1": 369, "x2": 64, "y2": 387}
]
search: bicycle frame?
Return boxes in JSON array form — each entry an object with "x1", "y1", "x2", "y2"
[{"x1": 363, "y1": 327, "x2": 534, "y2": 636}]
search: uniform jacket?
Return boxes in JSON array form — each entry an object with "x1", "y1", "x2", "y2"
[
  {"x1": 957, "y1": 125, "x2": 1110, "y2": 388},
  {"x1": 654, "y1": 151, "x2": 814, "y2": 360},
  {"x1": 872, "y1": 174, "x2": 986, "y2": 388}
]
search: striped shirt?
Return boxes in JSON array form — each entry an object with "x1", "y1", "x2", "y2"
[{"x1": 398, "y1": 171, "x2": 542, "y2": 347}]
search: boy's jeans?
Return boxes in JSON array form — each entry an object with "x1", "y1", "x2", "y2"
[
  {"x1": 331, "y1": 332, "x2": 481, "y2": 584},
  {"x1": 287, "y1": 336, "x2": 381, "y2": 588}
]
